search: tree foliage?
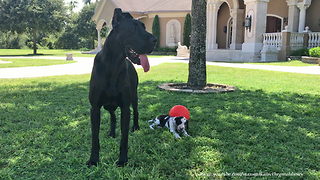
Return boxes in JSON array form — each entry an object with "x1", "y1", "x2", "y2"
[
  {"x1": 73, "y1": 2, "x2": 99, "y2": 49},
  {"x1": 54, "y1": 2, "x2": 107, "y2": 50},
  {"x1": 187, "y1": 0, "x2": 207, "y2": 89},
  {"x1": 54, "y1": 25, "x2": 81, "y2": 49},
  {"x1": 183, "y1": 13, "x2": 192, "y2": 47},
  {"x1": 152, "y1": 15, "x2": 160, "y2": 49},
  {"x1": 0, "y1": 0, "x2": 67, "y2": 54}
]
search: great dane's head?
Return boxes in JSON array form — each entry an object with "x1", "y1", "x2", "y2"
[{"x1": 112, "y1": 8, "x2": 157, "y2": 72}]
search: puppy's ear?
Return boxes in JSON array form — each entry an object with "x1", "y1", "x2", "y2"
[
  {"x1": 185, "y1": 120, "x2": 189, "y2": 130},
  {"x1": 112, "y1": 8, "x2": 123, "y2": 28},
  {"x1": 175, "y1": 117, "x2": 183, "y2": 125}
]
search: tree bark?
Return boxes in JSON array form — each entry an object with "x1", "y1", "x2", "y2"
[
  {"x1": 32, "y1": 28, "x2": 37, "y2": 55},
  {"x1": 92, "y1": 38, "x2": 95, "y2": 49},
  {"x1": 187, "y1": 0, "x2": 207, "y2": 90}
]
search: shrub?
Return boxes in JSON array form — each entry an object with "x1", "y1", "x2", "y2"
[
  {"x1": 152, "y1": 15, "x2": 160, "y2": 49},
  {"x1": 309, "y1": 47, "x2": 320, "y2": 58},
  {"x1": 291, "y1": 48, "x2": 309, "y2": 56},
  {"x1": 183, "y1": 13, "x2": 191, "y2": 48},
  {"x1": 0, "y1": 31, "x2": 28, "y2": 49},
  {"x1": 155, "y1": 47, "x2": 177, "y2": 52}
]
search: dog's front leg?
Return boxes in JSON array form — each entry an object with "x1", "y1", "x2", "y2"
[
  {"x1": 169, "y1": 121, "x2": 181, "y2": 138},
  {"x1": 182, "y1": 129, "x2": 190, "y2": 137},
  {"x1": 117, "y1": 106, "x2": 130, "y2": 167},
  {"x1": 87, "y1": 106, "x2": 101, "y2": 167}
]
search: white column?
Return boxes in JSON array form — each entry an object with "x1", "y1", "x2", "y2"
[
  {"x1": 230, "y1": 9, "x2": 244, "y2": 50},
  {"x1": 286, "y1": 0, "x2": 299, "y2": 32},
  {"x1": 97, "y1": 28, "x2": 102, "y2": 49},
  {"x1": 297, "y1": 3, "x2": 310, "y2": 33},
  {"x1": 242, "y1": 0, "x2": 269, "y2": 53},
  {"x1": 206, "y1": 3, "x2": 219, "y2": 50}
]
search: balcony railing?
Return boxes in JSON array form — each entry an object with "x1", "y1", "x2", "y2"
[
  {"x1": 262, "y1": 32, "x2": 320, "y2": 51},
  {"x1": 290, "y1": 33, "x2": 304, "y2": 51},
  {"x1": 262, "y1": 33, "x2": 282, "y2": 49},
  {"x1": 308, "y1": 32, "x2": 320, "y2": 48}
]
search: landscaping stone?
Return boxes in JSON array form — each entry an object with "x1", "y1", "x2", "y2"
[
  {"x1": 301, "y1": 56, "x2": 319, "y2": 64},
  {"x1": 158, "y1": 83, "x2": 237, "y2": 94}
]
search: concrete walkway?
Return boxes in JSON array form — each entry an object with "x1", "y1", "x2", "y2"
[{"x1": 0, "y1": 56, "x2": 319, "y2": 79}]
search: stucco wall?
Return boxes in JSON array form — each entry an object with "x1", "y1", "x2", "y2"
[
  {"x1": 267, "y1": 0, "x2": 288, "y2": 19},
  {"x1": 140, "y1": 16, "x2": 186, "y2": 48},
  {"x1": 97, "y1": 0, "x2": 116, "y2": 28},
  {"x1": 306, "y1": 0, "x2": 320, "y2": 32}
]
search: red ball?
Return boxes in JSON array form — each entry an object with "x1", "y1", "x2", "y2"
[{"x1": 169, "y1": 105, "x2": 190, "y2": 120}]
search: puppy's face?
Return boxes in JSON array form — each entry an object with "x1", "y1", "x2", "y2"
[{"x1": 174, "y1": 116, "x2": 188, "y2": 132}]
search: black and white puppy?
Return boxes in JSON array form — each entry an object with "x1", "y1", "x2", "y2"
[{"x1": 149, "y1": 115, "x2": 189, "y2": 138}]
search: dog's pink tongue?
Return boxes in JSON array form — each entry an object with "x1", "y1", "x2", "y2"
[{"x1": 139, "y1": 54, "x2": 150, "y2": 72}]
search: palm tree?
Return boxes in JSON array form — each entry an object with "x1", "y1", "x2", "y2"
[
  {"x1": 83, "y1": 0, "x2": 91, "y2": 5},
  {"x1": 69, "y1": 1, "x2": 78, "y2": 12}
]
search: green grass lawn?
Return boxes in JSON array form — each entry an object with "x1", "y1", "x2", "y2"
[
  {"x1": 0, "y1": 58, "x2": 75, "y2": 68},
  {"x1": 0, "y1": 49, "x2": 96, "y2": 57},
  {"x1": 0, "y1": 63, "x2": 319, "y2": 179},
  {"x1": 0, "y1": 49, "x2": 170, "y2": 59}
]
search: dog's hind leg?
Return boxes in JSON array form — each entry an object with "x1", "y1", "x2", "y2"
[
  {"x1": 117, "y1": 106, "x2": 131, "y2": 167},
  {"x1": 87, "y1": 106, "x2": 101, "y2": 167},
  {"x1": 131, "y1": 93, "x2": 140, "y2": 132},
  {"x1": 108, "y1": 111, "x2": 116, "y2": 138}
]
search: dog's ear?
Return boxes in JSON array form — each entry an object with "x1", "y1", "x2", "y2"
[
  {"x1": 122, "y1": 12, "x2": 133, "y2": 19},
  {"x1": 185, "y1": 120, "x2": 189, "y2": 130},
  {"x1": 112, "y1": 8, "x2": 133, "y2": 28},
  {"x1": 112, "y1": 8, "x2": 123, "y2": 28}
]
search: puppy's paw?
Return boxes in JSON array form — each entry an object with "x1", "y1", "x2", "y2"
[{"x1": 175, "y1": 133, "x2": 181, "y2": 138}]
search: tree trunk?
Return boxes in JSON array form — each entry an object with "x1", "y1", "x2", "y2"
[
  {"x1": 187, "y1": 0, "x2": 207, "y2": 90},
  {"x1": 32, "y1": 28, "x2": 37, "y2": 55},
  {"x1": 92, "y1": 38, "x2": 95, "y2": 49}
]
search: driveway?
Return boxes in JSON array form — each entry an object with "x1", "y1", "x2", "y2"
[{"x1": 0, "y1": 56, "x2": 319, "y2": 79}]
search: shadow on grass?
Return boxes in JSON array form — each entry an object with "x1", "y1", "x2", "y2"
[
  {"x1": 0, "y1": 53, "x2": 53, "y2": 57},
  {"x1": 0, "y1": 78, "x2": 319, "y2": 179}
]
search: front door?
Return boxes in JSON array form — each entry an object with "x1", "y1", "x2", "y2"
[{"x1": 266, "y1": 16, "x2": 282, "y2": 33}]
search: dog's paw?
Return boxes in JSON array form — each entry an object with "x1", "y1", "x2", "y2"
[
  {"x1": 107, "y1": 131, "x2": 116, "y2": 138},
  {"x1": 86, "y1": 159, "x2": 98, "y2": 168},
  {"x1": 132, "y1": 125, "x2": 140, "y2": 132},
  {"x1": 116, "y1": 158, "x2": 128, "y2": 167}
]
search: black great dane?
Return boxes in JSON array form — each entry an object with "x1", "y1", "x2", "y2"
[{"x1": 87, "y1": 8, "x2": 157, "y2": 167}]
